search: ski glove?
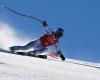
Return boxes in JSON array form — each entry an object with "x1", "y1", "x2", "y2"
[
  {"x1": 42, "y1": 20, "x2": 48, "y2": 27},
  {"x1": 60, "y1": 53, "x2": 65, "y2": 61},
  {"x1": 57, "y1": 50, "x2": 65, "y2": 61}
]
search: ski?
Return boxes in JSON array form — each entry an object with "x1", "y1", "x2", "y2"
[{"x1": 0, "y1": 48, "x2": 47, "y2": 59}]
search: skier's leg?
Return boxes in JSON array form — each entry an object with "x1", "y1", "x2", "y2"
[
  {"x1": 10, "y1": 39, "x2": 39, "y2": 52},
  {"x1": 15, "y1": 47, "x2": 48, "y2": 59},
  {"x1": 26, "y1": 48, "x2": 47, "y2": 57}
]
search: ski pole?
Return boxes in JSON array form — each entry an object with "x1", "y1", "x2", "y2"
[
  {"x1": 1, "y1": 5, "x2": 43, "y2": 23},
  {"x1": 0, "y1": 5, "x2": 49, "y2": 29}
]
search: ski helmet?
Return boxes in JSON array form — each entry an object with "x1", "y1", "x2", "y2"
[{"x1": 54, "y1": 28, "x2": 64, "y2": 39}]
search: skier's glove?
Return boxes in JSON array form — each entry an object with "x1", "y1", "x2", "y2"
[
  {"x1": 42, "y1": 20, "x2": 48, "y2": 27},
  {"x1": 60, "y1": 53, "x2": 65, "y2": 61},
  {"x1": 57, "y1": 50, "x2": 65, "y2": 61}
]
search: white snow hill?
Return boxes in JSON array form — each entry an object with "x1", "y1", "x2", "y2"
[{"x1": 0, "y1": 52, "x2": 100, "y2": 80}]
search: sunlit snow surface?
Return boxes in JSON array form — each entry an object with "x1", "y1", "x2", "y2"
[
  {"x1": 0, "y1": 52, "x2": 100, "y2": 80},
  {"x1": 0, "y1": 23, "x2": 100, "y2": 80}
]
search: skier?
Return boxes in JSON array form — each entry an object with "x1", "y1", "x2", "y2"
[{"x1": 10, "y1": 21, "x2": 65, "y2": 61}]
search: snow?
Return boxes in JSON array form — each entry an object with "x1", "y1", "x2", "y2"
[
  {"x1": 0, "y1": 52, "x2": 100, "y2": 80},
  {"x1": 0, "y1": 23, "x2": 30, "y2": 49},
  {"x1": 0, "y1": 22, "x2": 100, "y2": 80}
]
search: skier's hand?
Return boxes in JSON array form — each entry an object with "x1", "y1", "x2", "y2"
[
  {"x1": 60, "y1": 53, "x2": 65, "y2": 61},
  {"x1": 57, "y1": 50, "x2": 65, "y2": 61},
  {"x1": 42, "y1": 20, "x2": 48, "y2": 27}
]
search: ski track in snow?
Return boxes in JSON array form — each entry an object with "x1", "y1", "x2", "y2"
[{"x1": 0, "y1": 52, "x2": 100, "y2": 80}]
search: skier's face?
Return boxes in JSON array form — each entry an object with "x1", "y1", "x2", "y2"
[{"x1": 56, "y1": 31, "x2": 63, "y2": 39}]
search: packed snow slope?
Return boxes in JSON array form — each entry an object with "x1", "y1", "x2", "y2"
[
  {"x1": 0, "y1": 52, "x2": 100, "y2": 80},
  {"x1": 0, "y1": 22, "x2": 100, "y2": 80}
]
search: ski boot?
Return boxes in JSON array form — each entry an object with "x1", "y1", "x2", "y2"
[
  {"x1": 16, "y1": 52, "x2": 26, "y2": 55},
  {"x1": 37, "y1": 55, "x2": 47, "y2": 59}
]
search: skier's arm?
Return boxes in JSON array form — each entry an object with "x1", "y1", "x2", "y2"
[{"x1": 42, "y1": 20, "x2": 54, "y2": 34}]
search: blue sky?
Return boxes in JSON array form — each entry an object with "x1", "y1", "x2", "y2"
[{"x1": 0, "y1": 0, "x2": 100, "y2": 63}]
